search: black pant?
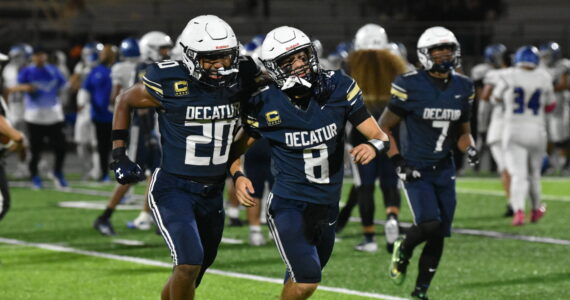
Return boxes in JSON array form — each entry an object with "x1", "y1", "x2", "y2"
[
  {"x1": 26, "y1": 122, "x2": 66, "y2": 177},
  {"x1": 0, "y1": 163, "x2": 10, "y2": 221},
  {"x1": 94, "y1": 121, "x2": 112, "y2": 178}
]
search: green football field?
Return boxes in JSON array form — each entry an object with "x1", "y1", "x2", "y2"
[{"x1": 1, "y1": 177, "x2": 569, "y2": 300}]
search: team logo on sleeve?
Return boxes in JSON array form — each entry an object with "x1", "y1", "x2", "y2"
[
  {"x1": 265, "y1": 110, "x2": 281, "y2": 126},
  {"x1": 174, "y1": 81, "x2": 189, "y2": 96}
]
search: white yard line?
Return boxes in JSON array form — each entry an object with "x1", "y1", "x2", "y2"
[
  {"x1": 0, "y1": 237, "x2": 407, "y2": 300},
  {"x1": 350, "y1": 217, "x2": 570, "y2": 246}
]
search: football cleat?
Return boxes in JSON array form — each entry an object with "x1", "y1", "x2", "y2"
[
  {"x1": 503, "y1": 204, "x2": 514, "y2": 217},
  {"x1": 127, "y1": 211, "x2": 153, "y2": 230},
  {"x1": 228, "y1": 217, "x2": 244, "y2": 227},
  {"x1": 355, "y1": 240, "x2": 378, "y2": 253},
  {"x1": 52, "y1": 171, "x2": 69, "y2": 190},
  {"x1": 531, "y1": 205, "x2": 546, "y2": 223},
  {"x1": 31, "y1": 175, "x2": 43, "y2": 190},
  {"x1": 249, "y1": 229, "x2": 266, "y2": 246},
  {"x1": 389, "y1": 237, "x2": 408, "y2": 285},
  {"x1": 411, "y1": 287, "x2": 429, "y2": 300},
  {"x1": 94, "y1": 217, "x2": 116, "y2": 236},
  {"x1": 512, "y1": 210, "x2": 525, "y2": 226}
]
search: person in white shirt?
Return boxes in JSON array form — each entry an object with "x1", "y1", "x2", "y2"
[{"x1": 492, "y1": 46, "x2": 555, "y2": 226}]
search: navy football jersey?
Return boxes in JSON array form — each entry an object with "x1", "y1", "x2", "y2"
[
  {"x1": 243, "y1": 70, "x2": 368, "y2": 205},
  {"x1": 388, "y1": 70, "x2": 474, "y2": 167},
  {"x1": 143, "y1": 57, "x2": 260, "y2": 179}
]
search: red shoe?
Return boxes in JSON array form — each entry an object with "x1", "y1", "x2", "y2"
[
  {"x1": 512, "y1": 210, "x2": 525, "y2": 226},
  {"x1": 531, "y1": 205, "x2": 546, "y2": 223}
]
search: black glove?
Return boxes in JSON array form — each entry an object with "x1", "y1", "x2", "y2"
[
  {"x1": 390, "y1": 154, "x2": 421, "y2": 182},
  {"x1": 109, "y1": 147, "x2": 146, "y2": 185},
  {"x1": 466, "y1": 146, "x2": 480, "y2": 166}
]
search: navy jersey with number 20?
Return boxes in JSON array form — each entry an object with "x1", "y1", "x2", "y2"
[{"x1": 143, "y1": 58, "x2": 257, "y2": 178}]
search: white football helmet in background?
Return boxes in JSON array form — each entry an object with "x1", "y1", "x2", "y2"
[
  {"x1": 178, "y1": 15, "x2": 239, "y2": 87},
  {"x1": 353, "y1": 23, "x2": 388, "y2": 50},
  {"x1": 139, "y1": 31, "x2": 173, "y2": 62},
  {"x1": 260, "y1": 26, "x2": 320, "y2": 89},
  {"x1": 417, "y1": 26, "x2": 461, "y2": 72}
]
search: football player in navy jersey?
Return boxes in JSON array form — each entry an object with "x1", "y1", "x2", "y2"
[
  {"x1": 109, "y1": 15, "x2": 261, "y2": 300},
  {"x1": 379, "y1": 27, "x2": 479, "y2": 300},
  {"x1": 229, "y1": 26, "x2": 390, "y2": 300}
]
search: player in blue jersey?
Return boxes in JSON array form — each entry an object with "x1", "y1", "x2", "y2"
[
  {"x1": 229, "y1": 26, "x2": 390, "y2": 300},
  {"x1": 378, "y1": 27, "x2": 479, "y2": 300},
  {"x1": 109, "y1": 15, "x2": 262, "y2": 300}
]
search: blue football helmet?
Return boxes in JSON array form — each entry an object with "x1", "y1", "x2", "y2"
[
  {"x1": 484, "y1": 43, "x2": 507, "y2": 67},
  {"x1": 119, "y1": 37, "x2": 140, "y2": 58},
  {"x1": 514, "y1": 45, "x2": 540, "y2": 68},
  {"x1": 82, "y1": 42, "x2": 103, "y2": 65},
  {"x1": 539, "y1": 41, "x2": 561, "y2": 67},
  {"x1": 8, "y1": 43, "x2": 33, "y2": 66}
]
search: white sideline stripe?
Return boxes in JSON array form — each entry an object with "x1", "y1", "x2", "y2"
[
  {"x1": 220, "y1": 237, "x2": 244, "y2": 245},
  {"x1": 0, "y1": 237, "x2": 407, "y2": 300},
  {"x1": 456, "y1": 188, "x2": 570, "y2": 202},
  {"x1": 350, "y1": 217, "x2": 570, "y2": 246},
  {"x1": 58, "y1": 201, "x2": 143, "y2": 211},
  {"x1": 9, "y1": 181, "x2": 145, "y2": 200}
]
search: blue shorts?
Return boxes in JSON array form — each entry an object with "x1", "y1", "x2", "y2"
[
  {"x1": 149, "y1": 169, "x2": 225, "y2": 268},
  {"x1": 266, "y1": 193, "x2": 338, "y2": 283},
  {"x1": 402, "y1": 159, "x2": 456, "y2": 236},
  {"x1": 244, "y1": 138, "x2": 273, "y2": 198},
  {"x1": 355, "y1": 152, "x2": 399, "y2": 188}
]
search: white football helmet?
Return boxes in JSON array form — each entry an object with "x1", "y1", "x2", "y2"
[
  {"x1": 260, "y1": 26, "x2": 320, "y2": 89},
  {"x1": 417, "y1": 26, "x2": 461, "y2": 73},
  {"x1": 178, "y1": 15, "x2": 239, "y2": 87},
  {"x1": 353, "y1": 24, "x2": 388, "y2": 51},
  {"x1": 171, "y1": 35, "x2": 184, "y2": 61},
  {"x1": 139, "y1": 31, "x2": 173, "y2": 62}
]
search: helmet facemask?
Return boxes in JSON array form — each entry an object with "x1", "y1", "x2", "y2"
[
  {"x1": 181, "y1": 42, "x2": 239, "y2": 88},
  {"x1": 419, "y1": 43, "x2": 461, "y2": 74},
  {"x1": 263, "y1": 45, "x2": 320, "y2": 95}
]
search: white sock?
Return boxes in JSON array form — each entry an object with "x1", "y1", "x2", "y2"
[{"x1": 227, "y1": 207, "x2": 239, "y2": 219}]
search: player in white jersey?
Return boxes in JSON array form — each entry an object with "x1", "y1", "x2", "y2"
[
  {"x1": 539, "y1": 42, "x2": 570, "y2": 173},
  {"x1": 473, "y1": 44, "x2": 514, "y2": 216},
  {"x1": 492, "y1": 46, "x2": 555, "y2": 226}
]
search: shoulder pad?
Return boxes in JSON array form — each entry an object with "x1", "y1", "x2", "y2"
[
  {"x1": 325, "y1": 70, "x2": 361, "y2": 103},
  {"x1": 141, "y1": 61, "x2": 191, "y2": 98}
]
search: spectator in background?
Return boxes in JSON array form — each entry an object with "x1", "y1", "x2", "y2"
[
  {"x1": 2, "y1": 43, "x2": 33, "y2": 178},
  {"x1": 8, "y1": 47, "x2": 68, "y2": 189},
  {"x1": 78, "y1": 44, "x2": 116, "y2": 182},
  {"x1": 71, "y1": 42, "x2": 103, "y2": 181}
]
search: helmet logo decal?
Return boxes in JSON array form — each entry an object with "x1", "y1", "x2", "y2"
[{"x1": 286, "y1": 43, "x2": 300, "y2": 51}]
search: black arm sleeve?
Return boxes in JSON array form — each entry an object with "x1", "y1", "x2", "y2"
[{"x1": 348, "y1": 106, "x2": 372, "y2": 127}]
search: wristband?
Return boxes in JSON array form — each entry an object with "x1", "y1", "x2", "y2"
[
  {"x1": 365, "y1": 138, "x2": 389, "y2": 155},
  {"x1": 466, "y1": 145, "x2": 477, "y2": 156},
  {"x1": 112, "y1": 129, "x2": 129, "y2": 141},
  {"x1": 232, "y1": 170, "x2": 245, "y2": 183},
  {"x1": 111, "y1": 147, "x2": 127, "y2": 160}
]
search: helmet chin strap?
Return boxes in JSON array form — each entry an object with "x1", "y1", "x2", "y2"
[
  {"x1": 281, "y1": 76, "x2": 312, "y2": 91},
  {"x1": 430, "y1": 60, "x2": 455, "y2": 74}
]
